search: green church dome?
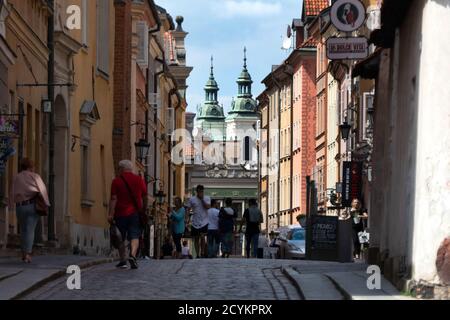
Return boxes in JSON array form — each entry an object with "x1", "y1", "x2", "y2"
[
  {"x1": 197, "y1": 56, "x2": 225, "y2": 122},
  {"x1": 227, "y1": 48, "x2": 257, "y2": 119}
]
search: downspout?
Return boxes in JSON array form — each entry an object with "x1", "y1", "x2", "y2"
[
  {"x1": 147, "y1": 11, "x2": 161, "y2": 185},
  {"x1": 271, "y1": 74, "x2": 282, "y2": 229},
  {"x1": 47, "y1": 0, "x2": 56, "y2": 242},
  {"x1": 283, "y1": 63, "x2": 294, "y2": 225}
]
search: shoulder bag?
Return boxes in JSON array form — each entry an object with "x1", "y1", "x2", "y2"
[{"x1": 120, "y1": 176, "x2": 148, "y2": 227}]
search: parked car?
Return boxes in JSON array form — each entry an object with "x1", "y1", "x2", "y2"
[{"x1": 278, "y1": 227, "x2": 306, "y2": 260}]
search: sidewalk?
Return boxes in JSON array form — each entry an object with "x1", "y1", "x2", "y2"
[
  {"x1": 0, "y1": 253, "x2": 114, "y2": 300},
  {"x1": 282, "y1": 262, "x2": 415, "y2": 300}
]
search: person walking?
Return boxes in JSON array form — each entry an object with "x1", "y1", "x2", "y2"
[
  {"x1": 10, "y1": 158, "x2": 50, "y2": 263},
  {"x1": 349, "y1": 198, "x2": 368, "y2": 260},
  {"x1": 168, "y1": 197, "x2": 185, "y2": 259},
  {"x1": 239, "y1": 199, "x2": 263, "y2": 259},
  {"x1": 257, "y1": 231, "x2": 269, "y2": 259},
  {"x1": 186, "y1": 185, "x2": 210, "y2": 258},
  {"x1": 207, "y1": 199, "x2": 221, "y2": 258},
  {"x1": 219, "y1": 198, "x2": 237, "y2": 258},
  {"x1": 108, "y1": 160, "x2": 147, "y2": 269}
]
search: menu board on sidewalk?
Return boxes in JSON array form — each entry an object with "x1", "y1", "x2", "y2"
[{"x1": 307, "y1": 215, "x2": 339, "y2": 261}]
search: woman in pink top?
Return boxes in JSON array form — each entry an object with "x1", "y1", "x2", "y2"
[{"x1": 10, "y1": 158, "x2": 50, "y2": 263}]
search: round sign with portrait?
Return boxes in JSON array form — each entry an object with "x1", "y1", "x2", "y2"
[{"x1": 331, "y1": 0, "x2": 366, "y2": 32}]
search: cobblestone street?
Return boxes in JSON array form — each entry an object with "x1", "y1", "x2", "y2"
[{"x1": 23, "y1": 259, "x2": 311, "y2": 300}]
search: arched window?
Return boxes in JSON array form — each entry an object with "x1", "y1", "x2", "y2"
[{"x1": 244, "y1": 136, "x2": 251, "y2": 161}]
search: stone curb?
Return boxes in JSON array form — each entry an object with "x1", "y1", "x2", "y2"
[
  {"x1": 280, "y1": 266, "x2": 306, "y2": 300},
  {"x1": 11, "y1": 257, "x2": 115, "y2": 300},
  {"x1": 323, "y1": 274, "x2": 352, "y2": 300}
]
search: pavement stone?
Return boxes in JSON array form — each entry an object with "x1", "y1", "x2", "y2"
[
  {"x1": 23, "y1": 258, "x2": 304, "y2": 300},
  {"x1": 0, "y1": 255, "x2": 114, "y2": 300}
]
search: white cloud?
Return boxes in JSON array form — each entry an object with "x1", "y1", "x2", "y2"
[{"x1": 217, "y1": 0, "x2": 282, "y2": 18}]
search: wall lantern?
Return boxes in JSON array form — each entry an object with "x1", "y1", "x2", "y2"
[
  {"x1": 135, "y1": 139, "x2": 150, "y2": 163},
  {"x1": 339, "y1": 122, "x2": 352, "y2": 141}
]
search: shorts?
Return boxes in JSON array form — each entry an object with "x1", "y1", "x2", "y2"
[
  {"x1": 115, "y1": 213, "x2": 142, "y2": 241},
  {"x1": 191, "y1": 225, "x2": 208, "y2": 236}
]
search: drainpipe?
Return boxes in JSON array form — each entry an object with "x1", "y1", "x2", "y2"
[
  {"x1": 283, "y1": 62, "x2": 294, "y2": 225},
  {"x1": 47, "y1": 0, "x2": 56, "y2": 242},
  {"x1": 271, "y1": 74, "x2": 282, "y2": 229}
]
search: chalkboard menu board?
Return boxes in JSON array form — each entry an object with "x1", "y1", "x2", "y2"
[
  {"x1": 311, "y1": 215, "x2": 338, "y2": 249},
  {"x1": 306, "y1": 215, "x2": 339, "y2": 261}
]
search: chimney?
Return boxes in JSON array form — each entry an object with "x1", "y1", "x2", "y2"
[{"x1": 292, "y1": 19, "x2": 305, "y2": 48}]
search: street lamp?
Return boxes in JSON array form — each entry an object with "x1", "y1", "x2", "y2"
[
  {"x1": 339, "y1": 122, "x2": 352, "y2": 141},
  {"x1": 135, "y1": 139, "x2": 150, "y2": 163}
]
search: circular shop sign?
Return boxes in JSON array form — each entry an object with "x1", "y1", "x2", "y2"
[{"x1": 331, "y1": 0, "x2": 366, "y2": 32}]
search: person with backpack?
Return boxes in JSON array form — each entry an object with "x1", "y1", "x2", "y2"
[
  {"x1": 239, "y1": 199, "x2": 264, "y2": 259},
  {"x1": 219, "y1": 198, "x2": 237, "y2": 258}
]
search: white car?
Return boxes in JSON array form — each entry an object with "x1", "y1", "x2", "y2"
[{"x1": 278, "y1": 227, "x2": 306, "y2": 260}]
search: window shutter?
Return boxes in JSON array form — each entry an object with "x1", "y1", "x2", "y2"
[
  {"x1": 166, "y1": 107, "x2": 175, "y2": 135},
  {"x1": 137, "y1": 21, "x2": 149, "y2": 68}
]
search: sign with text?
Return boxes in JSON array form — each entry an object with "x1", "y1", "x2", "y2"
[
  {"x1": 306, "y1": 215, "x2": 339, "y2": 261},
  {"x1": 0, "y1": 117, "x2": 19, "y2": 138},
  {"x1": 341, "y1": 161, "x2": 363, "y2": 207},
  {"x1": 326, "y1": 37, "x2": 368, "y2": 60},
  {"x1": 311, "y1": 215, "x2": 338, "y2": 250}
]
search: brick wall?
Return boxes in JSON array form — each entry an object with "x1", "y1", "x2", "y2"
[
  {"x1": 113, "y1": 0, "x2": 132, "y2": 173},
  {"x1": 300, "y1": 56, "x2": 317, "y2": 214}
]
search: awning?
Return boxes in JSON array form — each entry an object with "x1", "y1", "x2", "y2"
[{"x1": 352, "y1": 48, "x2": 382, "y2": 79}]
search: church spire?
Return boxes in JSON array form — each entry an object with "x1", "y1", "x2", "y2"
[
  {"x1": 243, "y1": 47, "x2": 247, "y2": 70},
  {"x1": 237, "y1": 47, "x2": 253, "y2": 98}
]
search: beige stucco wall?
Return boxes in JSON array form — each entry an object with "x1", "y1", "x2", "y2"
[{"x1": 65, "y1": 0, "x2": 115, "y2": 253}]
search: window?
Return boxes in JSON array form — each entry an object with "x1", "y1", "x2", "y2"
[
  {"x1": 26, "y1": 104, "x2": 33, "y2": 159},
  {"x1": 100, "y1": 145, "x2": 107, "y2": 207},
  {"x1": 82, "y1": 0, "x2": 88, "y2": 46},
  {"x1": 35, "y1": 109, "x2": 40, "y2": 172},
  {"x1": 244, "y1": 136, "x2": 250, "y2": 161},
  {"x1": 96, "y1": 0, "x2": 110, "y2": 75}
]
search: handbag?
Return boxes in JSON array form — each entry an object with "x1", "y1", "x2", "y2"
[
  {"x1": 35, "y1": 193, "x2": 49, "y2": 217},
  {"x1": 120, "y1": 176, "x2": 148, "y2": 227},
  {"x1": 110, "y1": 223, "x2": 124, "y2": 250}
]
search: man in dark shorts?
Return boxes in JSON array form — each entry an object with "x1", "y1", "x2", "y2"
[
  {"x1": 186, "y1": 185, "x2": 211, "y2": 258},
  {"x1": 239, "y1": 199, "x2": 264, "y2": 258},
  {"x1": 108, "y1": 160, "x2": 147, "y2": 269}
]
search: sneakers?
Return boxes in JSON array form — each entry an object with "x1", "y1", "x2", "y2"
[
  {"x1": 128, "y1": 256, "x2": 138, "y2": 269},
  {"x1": 116, "y1": 261, "x2": 128, "y2": 269}
]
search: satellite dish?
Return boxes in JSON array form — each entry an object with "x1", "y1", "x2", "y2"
[
  {"x1": 282, "y1": 37, "x2": 293, "y2": 50},
  {"x1": 287, "y1": 25, "x2": 292, "y2": 38}
]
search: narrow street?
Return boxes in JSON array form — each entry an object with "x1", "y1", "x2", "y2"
[{"x1": 22, "y1": 259, "x2": 370, "y2": 300}]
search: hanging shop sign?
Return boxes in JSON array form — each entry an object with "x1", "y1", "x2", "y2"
[
  {"x1": 326, "y1": 36, "x2": 368, "y2": 60},
  {"x1": 330, "y1": 0, "x2": 366, "y2": 32},
  {"x1": 0, "y1": 116, "x2": 19, "y2": 138},
  {"x1": 0, "y1": 138, "x2": 16, "y2": 173},
  {"x1": 341, "y1": 161, "x2": 363, "y2": 207}
]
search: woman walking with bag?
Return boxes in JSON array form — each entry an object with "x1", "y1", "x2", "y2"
[{"x1": 10, "y1": 158, "x2": 50, "y2": 263}]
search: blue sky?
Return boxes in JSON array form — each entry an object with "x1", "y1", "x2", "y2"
[{"x1": 156, "y1": 0, "x2": 303, "y2": 114}]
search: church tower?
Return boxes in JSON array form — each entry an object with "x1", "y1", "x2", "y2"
[
  {"x1": 195, "y1": 56, "x2": 226, "y2": 141},
  {"x1": 226, "y1": 48, "x2": 259, "y2": 162}
]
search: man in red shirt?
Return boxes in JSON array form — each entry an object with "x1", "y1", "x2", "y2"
[{"x1": 108, "y1": 160, "x2": 147, "y2": 269}]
